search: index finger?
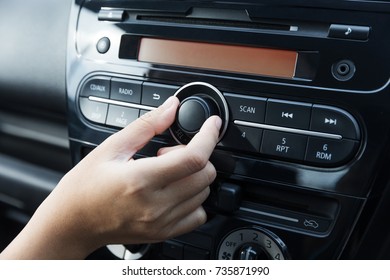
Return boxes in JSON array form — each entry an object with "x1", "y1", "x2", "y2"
[{"x1": 132, "y1": 115, "x2": 222, "y2": 187}]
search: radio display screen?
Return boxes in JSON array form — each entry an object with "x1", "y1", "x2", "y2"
[{"x1": 138, "y1": 38, "x2": 297, "y2": 79}]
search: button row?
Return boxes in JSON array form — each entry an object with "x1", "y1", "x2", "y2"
[
  {"x1": 79, "y1": 77, "x2": 179, "y2": 128},
  {"x1": 221, "y1": 124, "x2": 359, "y2": 166},
  {"x1": 221, "y1": 93, "x2": 360, "y2": 166},
  {"x1": 224, "y1": 93, "x2": 360, "y2": 140}
]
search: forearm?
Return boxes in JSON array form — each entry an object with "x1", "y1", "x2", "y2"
[{"x1": 0, "y1": 189, "x2": 97, "y2": 260}]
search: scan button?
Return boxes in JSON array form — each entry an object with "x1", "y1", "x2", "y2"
[{"x1": 224, "y1": 93, "x2": 267, "y2": 123}]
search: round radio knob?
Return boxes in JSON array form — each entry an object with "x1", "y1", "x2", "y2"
[
  {"x1": 170, "y1": 82, "x2": 229, "y2": 144},
  {"x1": 177, "y1": 95, "x2": 220, "y2": 135}
]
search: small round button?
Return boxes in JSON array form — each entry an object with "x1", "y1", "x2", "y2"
[{"x1": 96, "y1": 37, "x2": 110, "y2": 54}]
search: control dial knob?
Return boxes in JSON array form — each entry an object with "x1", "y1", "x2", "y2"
[
  {"x1": 170, "y1": 82, "x2": 229, "y2": 144},
  {"x1": 218, "y1": 227, "x2": 288, "y2": 260}
]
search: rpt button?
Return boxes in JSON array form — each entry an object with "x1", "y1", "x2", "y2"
[
  {"x1": 261, "y1": 130, "x2": 308, "y2": 160},
  {"x1": 224, "y1": 93, "x2": 266, "y2": 123}
]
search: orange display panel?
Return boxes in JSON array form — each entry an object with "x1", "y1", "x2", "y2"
[{"x1": 138, "y1": 38, "x2": 297, "y2": 79}]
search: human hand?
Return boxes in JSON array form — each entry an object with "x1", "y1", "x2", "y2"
[{"x1": 0, "y1": 96, "x2": 221, "y2": 259}]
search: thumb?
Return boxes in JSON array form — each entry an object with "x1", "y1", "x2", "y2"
[{"x1": 101, "y1": 96, "x2": 179, "y2": 158}]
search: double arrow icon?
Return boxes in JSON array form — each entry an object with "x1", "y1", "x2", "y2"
[
  {"x1": 281, "y1": 112, "x2": 294, "y2": 119},
  {"x1": 325, "y1": 118, "x2": 337, "y2": 125}
]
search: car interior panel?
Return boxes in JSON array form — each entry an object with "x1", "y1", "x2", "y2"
[{"x1": 1, "y1": 0, "x2": 390, "y2": 260}]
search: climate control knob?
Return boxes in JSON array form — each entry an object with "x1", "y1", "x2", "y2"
[
  {"x1": 218, "y1": 227, "x2": 288, "y2": 260},
  {"x1": 170, "y1": 82, "x2": 229, "y2": 144}
]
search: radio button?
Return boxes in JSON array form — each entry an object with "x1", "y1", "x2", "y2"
[
  {"x1": 220, "y1": 124, "x2": 263, "y2": 153},
  {"x1": 305, "y1": 137, "x2": 359, "y2": 166},
  {"x1": 106, "y1": 105, "x2": 139, "y2": 128},
  {"x1": 266, "y1": 99, "x2": 312, "y2": 129},
  {"x1": 260, "y1": 131, "x2": 307, "y2": 161},
  {"x1": 142, "y1": 82, "x2": 179, "y2": 107},
  {"x1": 79, "y1": 97, "x2": 108, "y2": 124},
  {"x1": 80, "y1": 77, "x2": 110, "y2": 98},
  {"x1": 310, "y1": 105, "x2": 360, "y2": 140},
  {"x1": 224, "y1": 93, "x2": 266, "y2": 123},
  {"x1": 111, "y1": 78, "x2": 142, "y2": 104}
]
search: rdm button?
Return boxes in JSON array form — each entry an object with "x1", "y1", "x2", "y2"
[{"x1": 305, "y1": 137, "x2": 359, "y2": 166}]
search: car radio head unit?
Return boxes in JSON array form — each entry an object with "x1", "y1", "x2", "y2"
[{"x1": 66, "y1": 0, "x2": 390, "y2": 259}]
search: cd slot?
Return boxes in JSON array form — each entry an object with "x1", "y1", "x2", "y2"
[
  {"x1": 130, "y1": 6, "x2": 296, "y2": 33},
  {"x1": 129, "y1": 6, "x2": 329, "y2": 36},
  {"x1": 136, "y1": 15, "x2": 293, "y2": 32}
]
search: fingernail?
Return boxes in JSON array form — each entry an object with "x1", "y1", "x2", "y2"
[{"x1": 215, "y1": 116, "x2": 222, "y2": 130}]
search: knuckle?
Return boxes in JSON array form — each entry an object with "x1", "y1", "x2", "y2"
[
  {"x1": 138, "y1": 112, "x2": 158, "y2": 134},
  {"x1": 186, "y1": 150, "x2": 209, "y2": 173},
  {"x1": 139, "y1": 208, "x2": 162, "y2": 226},
  {"x1": 194, "y1": 207, "x2": 207, "y2": 227},
  {"x1": 205, "y1": 162, "x2": 217, "y2": 184}
]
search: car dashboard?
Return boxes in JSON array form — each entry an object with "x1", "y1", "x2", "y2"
[{"x1": 1, "y1": 0, "x2": 390, "y2": 260}]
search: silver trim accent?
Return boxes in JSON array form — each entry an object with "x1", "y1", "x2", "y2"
[
  {"x1": 69, "y1": 137, "x2": 99, "y2": 147},
  {"x1": 88, "y1": 96, "x2": 156, "y2": 111},
  {"x1": 240, "y1": 207, "x2": 299, "y2": 223},
  {"x1": 234, "y1": 120, "x2": 343, "y2": 140},
  {"x1": 171, "y1": 81, "x2": 230, "y2": 143}
]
